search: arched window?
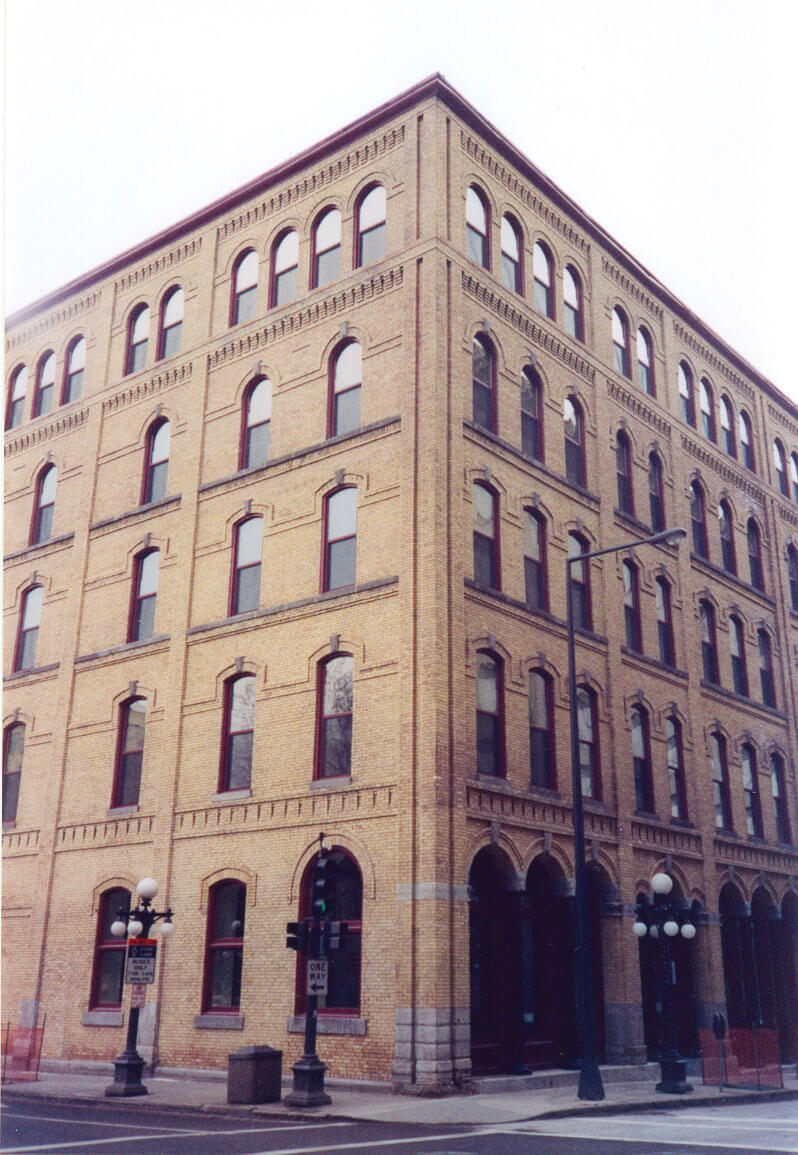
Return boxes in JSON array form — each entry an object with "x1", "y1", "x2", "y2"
[
  {"x1": 500, "y1": 214, "x2": 522, "y2": 293},
  {"x1": 665, "y1": 716, "x2": 687, "y2": 819},
  {"x1": 718, "y1": 499, "x2": 736, "y2": 574},
  {"x1": 678, "y1": 361, "x2": 695, "y2": 427},
  {"x1": 472, "y1": 334, "x2": 495, "y2": 432},
  {"x1": 577, "y1": 686, "x2": 600, "y2": 799},
  {"x1": 112, "y1": 697, "x2": 146, "y2": 807},
  {"x1": 476, "y1": 651, "x2": 504, "y2": 777},
  {"x1": 648, "y1": 453, "x2": 664, "y2": 532},
  {"x1": 465, "y1": 185, "x2": 489, "y2": 269},
  {"x1": 730, "y1": 615, "x2": 748, "y2": 697},
  {"x1": 6, "y1": 365, "x2": 27, "y2": 429},
  {"x1": 741, "y1": 744, "x2": 763, "y2": 838},
  {"x1": 520, "y1": 365, "x2": 543, "y2": 460},
  {"x1": 126, "y1": 305, "x2": 149, "y2": 374},
  {"x1": 329, "y1": 341, "x2": 362, "y2": 438},
  {"x1": 564, "y1": 396, "x2": 585, "y2": 487},
  {"x1": 142, "y1": 419, "x2": 170, "y2": 505},
  {"x1": 312, "y1": 207, "x2": 342, "y2": 288},
  {"x1": 787, "y1": 544, "x2": 798, "y2": 612},
  {"x1": 528, "y1": 670, "x2": 555, "y2": 789},
  {"x1": 533, "y1": 241, "x2": 554, "y2": 318},
  {"x1": 270, "y1": 230, "x2": 299, "y2": 307},
  {"x1": 203, "y1": 880, "x2": 246, "y2": 1012},
  {"x1": 296, "y1": 851, "x2": 362, "y2": 1014},
  {"x1": 323, "y1": 487, "x2": 357, "y2": 591},
  {"x1": 240, "y1": 376, "x2": 271, "y2": 470},
  {"x1": 220, "y1": 675, "x2": 255, "y2": 792},
  {"x1": 747, "y1": 518, "x2": 764, "y2": 590},
  {"x1": 231, "y1": 249, "x2": 258, "y2": 325},
  {"x1": 3, "y1": 723, "x2": 24, "y2": 823},
  {"x1": 757, "y1": 629, "x2": 776, "y2": 708},
  {"x1": 14, "y1": 585, "x2": 43, "y2": 672},
  {"x1": 699, "y1": 378, "x2": 716, "y2": 442},
  {"x1": 472, "y1": 482, "x2": 499, "y2": 590},
  {"x1": 690, "y1": 480, "x2": 708, "y2": 558},
  {"x1": 158, "y1": 287, "x2": 183, "y2": 359},
  {"x1": 316, "y1": 654, "x2": 354, "y2": 779},
  {"x1": 34, "y1": 351, "x2": 56, "y2": 418},
  {"x1": 623, "y1": 560, "x2": 641, "y2": 651},
  {"x1": 739, "y1": 410, "x2": 755, "y2": 471},
  {"x1": 523, "y1": 508, "x2": 547, "y2": 611},
  {"x1": 631, "y1": 705, "x2": 654, "y2": 812},
  {"x1": 568, "y1": 532, "x2": 591, "y2": 630},
  {"x1": 129, "y1": 549, "x2": 159, "y2": 642},
  {"x1": 637, "y1": 327, "x2": 654, "y2": 395},
  {"x1": 791, "y1": 455, "x2": 798, "y2": 504},
  {"x1": 563, "y1": 265, "x2": 583, "y2": 341},
  {"x1": 699, "y1": 599, "x2": 719, "y2": 684},
  {"x1": 710, "y1": 732, "x2": 732, "y2": 829},
  {"x1": 230, "y1": 516, "x2": 263, "y2": 614},
  {"x1": 31, "y1": 464, "x2": 57, "y2": 546},
  {"x1": 770, "y1": 753, "x2": 790, "y2": 843},
  {"x1": 612, "y1": 307, "x2": 630, "y2": 377},
  {"x1": 655, "y1": 577, "x2": 675, "y2": 666},
  {"x1": 62, "y1": 336, "x2": 86, "y2": 404},
  {"x1": 356, "y1": 184, "x2": 386, "y2": 267},
  {"x1": 774, "y1": 440, "x2": 789, "y2": 497},
  {"x1": 616, "y1": 431, "x2": 634, "y2": 515},
  {"x1": 720, "y1": 395, "x2": 736, "y2": 456},
  {"x1": 90, "y1": 887, "x2": 131, "y2": 1009}
]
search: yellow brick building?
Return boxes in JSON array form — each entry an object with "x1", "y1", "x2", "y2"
[{"x1": 4, "y1": 76, "x2": 797, "y2": 1089}]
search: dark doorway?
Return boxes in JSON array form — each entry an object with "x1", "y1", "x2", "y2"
[
  {"x1": 719, "y1": 882, "x2": 754, "y2": 1029},
  {"x1": 521, "y1": 856, "x2": 577, "y2": 1069},
  {"x1": 776, "y1": 893, "x2": 798, "y2": 1062}
]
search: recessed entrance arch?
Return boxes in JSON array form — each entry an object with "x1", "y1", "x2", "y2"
[{"x1": 521, "y1": 855, "x2": 578, "y2": 1069}]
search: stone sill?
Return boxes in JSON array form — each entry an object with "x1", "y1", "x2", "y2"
[
  {"x1": 287, "y1": 1015, "x2": 366, "y2": 1036},
  {"x1": 82, "y1": 1010, "x2": 123, "y2": 1027},
  {"x1": 194, "y1": 1014, "x2": 244, "y2": 1030}
]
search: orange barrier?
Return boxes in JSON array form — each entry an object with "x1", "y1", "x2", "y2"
[
  {"x1": 699, "y1": 1026, "x2": 783, "y2": 1089},
  {"x1": 1, "y1": 1022, "x2": 45, "y2": 1083}
]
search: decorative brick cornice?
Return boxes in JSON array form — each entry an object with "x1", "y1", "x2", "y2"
[
  {"x1": 465, "y1": 783, "x2": 618, "y2": 841},
  {"x1": 672, "y1": 320, "x2": 755, "y2": 400},
  {"x1": 681, "y1": 434, "x2": 766, "y2": 503},
  {"x1": 5, "y1": 291, "x2": 102, "y2": 349},
  {"x1": 102, "y1": 362, "x2": 193, "y2": 414},
  {"x1": 713, "y1": 834, "x2": 798, "y2": 874},
  {"x1": 2, "y1": 828, "x2": 40, "y2": 857},
  {"x1": 630, "y1": 817, "x2": 703, "y2": 857},
  {"x1": 767, "y1": 402, "x2": 798, "y2": 441},
  {"x1": 601, "y1": 258, "x2": 663, "y2": 320},
  {"x1": 775, "y1": 502, "x2": 798, "y2": 530},
  {"x1": 606, "y1": 379, "x2": 672, "y2": 439},
  {"x1": 55, "y1": 814, "x2": 155, "y2": 851},
  {"x1": 4, "y1": 407, "x2": 90, "y2": 458},
  {"x1": 114, "y1": 239, "x2": 203, "y2": 293}
]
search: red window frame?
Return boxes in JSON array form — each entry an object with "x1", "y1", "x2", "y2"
[
  {"x1": 648, "y1": 452, "x2": 665, "y2": 531},
  {"x1": 700, "y1": 378, "x2": 716, "y2": 442},
  {"x1": 631, "y1": 705, "x2": 654, "y2": 812},
  {"x1": 126, "y1": 304, "x2": 150, "y2": 375},
  {"x1": 269, "y1": 229, "x2": 299, "y2": 308},
  {"x1": 523, "y1": 508, "x2": 547, "y2": 612},
  {"x1": 718, "y1": 500, "x2": 736, "y2": 574},
  {"x1": 219, "y1": 675, "x2": 255, "y2": 793},
  {"x1": 711, "y1": 732, "x2": 733, "y2": 830},
  {"x1": 14, "y1": 585, "x2": 43, "y2": 672},
  {"x1": 310, "y1": 207, "x2": 342, "y2": 289},
  {"x1": 475, "y1": 650, "x2": 505, "y2": 778},
  {"x1": 355, "y1": 184, "x2": 387, "y2": 269},
  {"x1": 202, "y1": 880, "x2": 246, "y2": 1013},
  {"x1": 230, "y1": 249, "x2": 258, "y2": 326},
  {"x1": 577, "y1": 685, "x2": 601, "y2": 800},
  {"x1": 747, "y1": 518, "x2": 764, "y2": 590},
  {"x1": 294, "y1": 850, "x2": 362, "y2": 1016},
  {"x1": 314, "y1": 654, "x2": 354, "y2": 780},
  {"x1": 656, "y1": 577, "x2": 675, "y2": 667},
  {"x1": 90, "y1": 888, "x2": 131, "y2": 1009},
  {"x1": 472, "y1": 482, "x2": 500, "y2": 591},
  {"x1": 141, "y1": 419, "x2": 170, "y2": 505},
  {"x1": 616, "y1": 431, "x2": 634, "y2": 515},
  {"x1": 111, "y1": 697, "x2": 146, "y2": 808},
  {"x1": 665, "y1": 716, "x2": 687, "y2": 820},
  {"x1": 327, "y1": 340, "x2": 362, "y2": 439},
  {"x1": 678, "y1": 361, "x2": 695, "y2": 427},
  {"x1": 33, "y1": 351, "x2": 56, "y2": 418},
  {"x1": 520, "y1": 365, "x2": 543, "y2": 461},
  {"x1": 612, "y1": 308, "x2": 630, "y2": 377},
  {"x1": 61, "y1": 336, "x2": 86, "y2": 405},
  {"x1": 700, "y1": 600, "x2": 719, "y2": 684},
  {"x1": 623, "y1": 560, "x2": 642, "y2": 652},
  {"x1": 6, "y1": 364, "x2": 27, "y2": 429},
  {"x1": 690, "y1": 481, "x2": 708, "y2": 558},
  {"x1": 2, "y1": 722, "x2": 24, "y2": 824},
  {"x1": 563, "y1": 264, "x2": 583, "y2": 341},
  {"x1": 500, "y1": 213, "x2": 523, "y2": 293},
  {"x1": 465, "y1": 185, "x2": 490, "y2": 270},
  {"x1": 321, "y1": 487, "x2": 357, "y2": 592},
  {"x1": 741, "y1": 743, "x2": 763, "y2": 838},
  {"x1": 564, "y1": 396, "x2": 586, "y2": 488},
  {"x1": 528, "y1": 669, "x2": 555, "y2": 790},
  {"x1": 229, "y1": 516, "x2": 263, "y2": 615},
  {"x1": 157, "y1": 287, "x2": 183, "y2": 361},
  {"x1": 637, "y1": 327, "x2": 655, "y2": 396},
  {"x1": 568, "y1": 532, "x2": 592, "y2": 631},
  {"x1": 239, "y1": 376, "x2": 271, "y2": 470},
  {"x1": 128, "y1": 549, "x2": 159, "y2": 643},
  {"x1": 30, "y1": 464, "x2": 57, "y2": 547}
]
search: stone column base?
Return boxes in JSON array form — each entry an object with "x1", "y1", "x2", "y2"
[{"x1": 392, "y1": 1006, "x2": 470, "y2": 1091}]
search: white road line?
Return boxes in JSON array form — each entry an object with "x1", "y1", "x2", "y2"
[
  {"x1": 506, "y1": 1120, "x2": 798, "y2": 1152},
  {"x1": 0, "y1": 1120, "x2": 348, "y2": 1153}
]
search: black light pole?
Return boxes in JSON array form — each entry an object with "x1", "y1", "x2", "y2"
[{"x1": 567, "y1": 526, "x2": 686, "y2": 1101}]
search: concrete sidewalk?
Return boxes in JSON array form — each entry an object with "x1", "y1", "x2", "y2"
[{"x1": 3, "y1": 1062, "x2": 797, "y2": 1126}]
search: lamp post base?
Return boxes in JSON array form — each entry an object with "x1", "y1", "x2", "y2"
[
  {"x1": 656, "y1": 1058, "x2": 693, "y2": 1095},
  {"x1": 105, "y1": 1053, "x2": 148, "y2": 1097},
  {"x1": 284, "y1": 1056, "x2": 331, "y2": 1107}
]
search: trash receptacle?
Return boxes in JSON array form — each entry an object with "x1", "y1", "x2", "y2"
[{"x1": 227, "y1": 1045, "x2": 282, "y2": 1104}]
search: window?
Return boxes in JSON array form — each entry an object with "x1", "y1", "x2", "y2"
[
  {"x1": 739, "y1": 410, "x2": 755, "y2": 470},
  {"x1": 788, "y1": 545, "x2": 798, "y2": 612},
  {"x1": 220, "y1": 676, "x2": 255, "y2": 792},
  {"x1": 631, "y1": 705, "x2": 654, "y2": 812},
  {"x1": 741, "y1": 744, "x2": 763, "y2": 838},
  {"x1": 528, "y1": 670, "x2": 554, "y2": 789},
  {"x1": 31, "y1": 464, "x2": 57, "y2": 546},
  {"x1": 747, "y1": 518, "x2": 764, "y2": 590},
  {"x1": 757, "y1": 629, "x2": 776, "y2": 708},
  {"x1": 112, "y1": 697, "x2": 146, "y2": 807},
  {"x1": 240, "y1": 376, "x2": 271, "y2": 469},
  {"x1": 356, "y1": 184, "x2": 386, "y2": 267},
  {"x1": 472, "y1": 334, "x2": 495, "y2": 432},
  {"x1": 577, "y1": 686, "x2": 600, "y2": 799},
  {"x1": 720, "y1": 396, "x2": 736, "y2": 457},
  {"x1": 158, "y1": 288, "x2": 183, "y2": 359},
  {"x1": 34, "y1": 352, "x2": 56, "y2": 418},
  {"x1": 718, "y1": 500, "x2": 736, "y2": 574},
  {"x1": 665, "y1": 717, "x2": 687, "y2": 820},
  {"x1": 563, "y1": 265, "x2": 583, "y2": 340},
  {"x1": 568, "y1": 532, "x2": 591, "y2": 630},
  {"x1": 231, "y1": 249, "x2": 258, "y2": 325},
  {"x1": 616, "y1": 431, "x2": 634, "y2": 515},
  {"x1": 129, "y1": 550, "x2": 159, "y2": 642},
  {"x1": 14, "y1": 585, "x2": 43, "y2": 672},
  {"x1": 623, "y1": 560, "x2": 642, "y2": 652},
  {"x1": 476, "y1": 651, "x2": 503, "y2": 777},
  {"x1": 323, "y1": 487, "x2": 357, "y2": 591},
  {"x1": 203, "y1": 881, "x2": 246, "y2": 1012},
  {"x1": 523, "y1": 508, "x2": 547, "y2": 611},
  {"x1": 3, "y1": 723, "x2": 24, "y2": 823},
  {"x1": 533, "y1": 241, "x2": 554, "y2": 318},
  {"x1": 126, "y1": 305, "x2": 149, "y2": 374},
  {"x1": 230, "y1": 516, "x2": 263, "y2": 614},
  {"x1": 770, "y1": 753, "x2": 791, "y2": 843},
  {"x1": 6, "y1": 365, "x2": 27, "y2": 429},
  {"x1": 690, "y1": 480, "x2": 708, "y2": 558},
  {"x1": 730, "y1": 615, "x2": 748, "y2": 696},
  {"x1": 711, "y1": 732, "x2": 732, "y2": 829},
  {"x1": 656, "y1": 577, "x2": 675, "y2": 666},
  {"x1": 637, "y1": 327, "x2": 654, "y2": 395},
  {"x1": 564, "y1": 396, "x2": 585, "y2": 487},
  {"x1": 791, "y1": 455, "x2": 798, "y2": 504},
  {"x1": 520, "y1": 365, "x2": 543, "y2": 460},
  {"x1": 312, "y1": 207, "x2": 342, "y2": 289},
  {"x1": 699, "y1": 378, "x2": 716, "y2": 442},
  {"x1": 612, "y1": 307, "x2": 630, "y2": 377},
  {"x1": 500, "y1": 215, "x2": 522, "y2": 292},
  {"x1": 90, "y1": 888, "x2": 130, "y2": 1009},
  {"x1": 329, "y1": 341, "x2": 362, "y2": 438},
  {"x1": 648, "y1": 453, "x2": 665, "y2": 532},
  {"x1": 465, "y1": 186, "x2": 489, "y2": 269},
  {"x1": 142, "y1": 419, "x2": 170, "y2": 505},
  {"x1": 316, "y1": 654, "x2": 354, "y2": 779},
  {"x1": 296, "y1": 852, "x2": 362, "y2": 1014},
  {"x1": 473, "y1": 483, "x2": 499, "y2": 589},
  {"x1": 271, "y1": 230, "x2": 299, "y2": 307},
  {"x1": 699, "y1": 600, "x2": 718, "y2": 684},
  {"x1": 678, "y1": 362, "x2": 695, "y2": 427},
  {"x1": 62, "y1": 337, "x2": 86, "y2": 404},
  {"x1": 774, "y1": 440, "x2": 789, "y2": 496}
]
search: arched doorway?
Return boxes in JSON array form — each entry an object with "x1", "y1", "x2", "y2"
[
  {"x1": 776, "y1": 893, "x2": 798, "y2": 1061},
  {"x1": 719, "y1": 882, "x2": 753, "y2": 1029},
  {"x1": 521, "y1": 856, "x2": 576, "y2": 1069},
  {"x1": 637, "y1": 882, "x2": 699, "y2": 1059}
]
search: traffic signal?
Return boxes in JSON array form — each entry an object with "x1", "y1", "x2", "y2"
[
  {"x1": 286, "y1": 920, "x2": 310, "y2": 953},
  {"x1": 326, "y1": 920, "x2": 348, "y2": 952},
  {"x1": 311, "y1": 854, "x2": 337, "y2": 920}
]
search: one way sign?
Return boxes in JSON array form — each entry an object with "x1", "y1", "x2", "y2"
[{"x1": 307, "y1": 958, "x2": 328, "y2": 996}]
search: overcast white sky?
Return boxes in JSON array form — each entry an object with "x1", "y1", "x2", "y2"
[{"x1": 4, "y1": 1, "x2": 796, "y2": 398}]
